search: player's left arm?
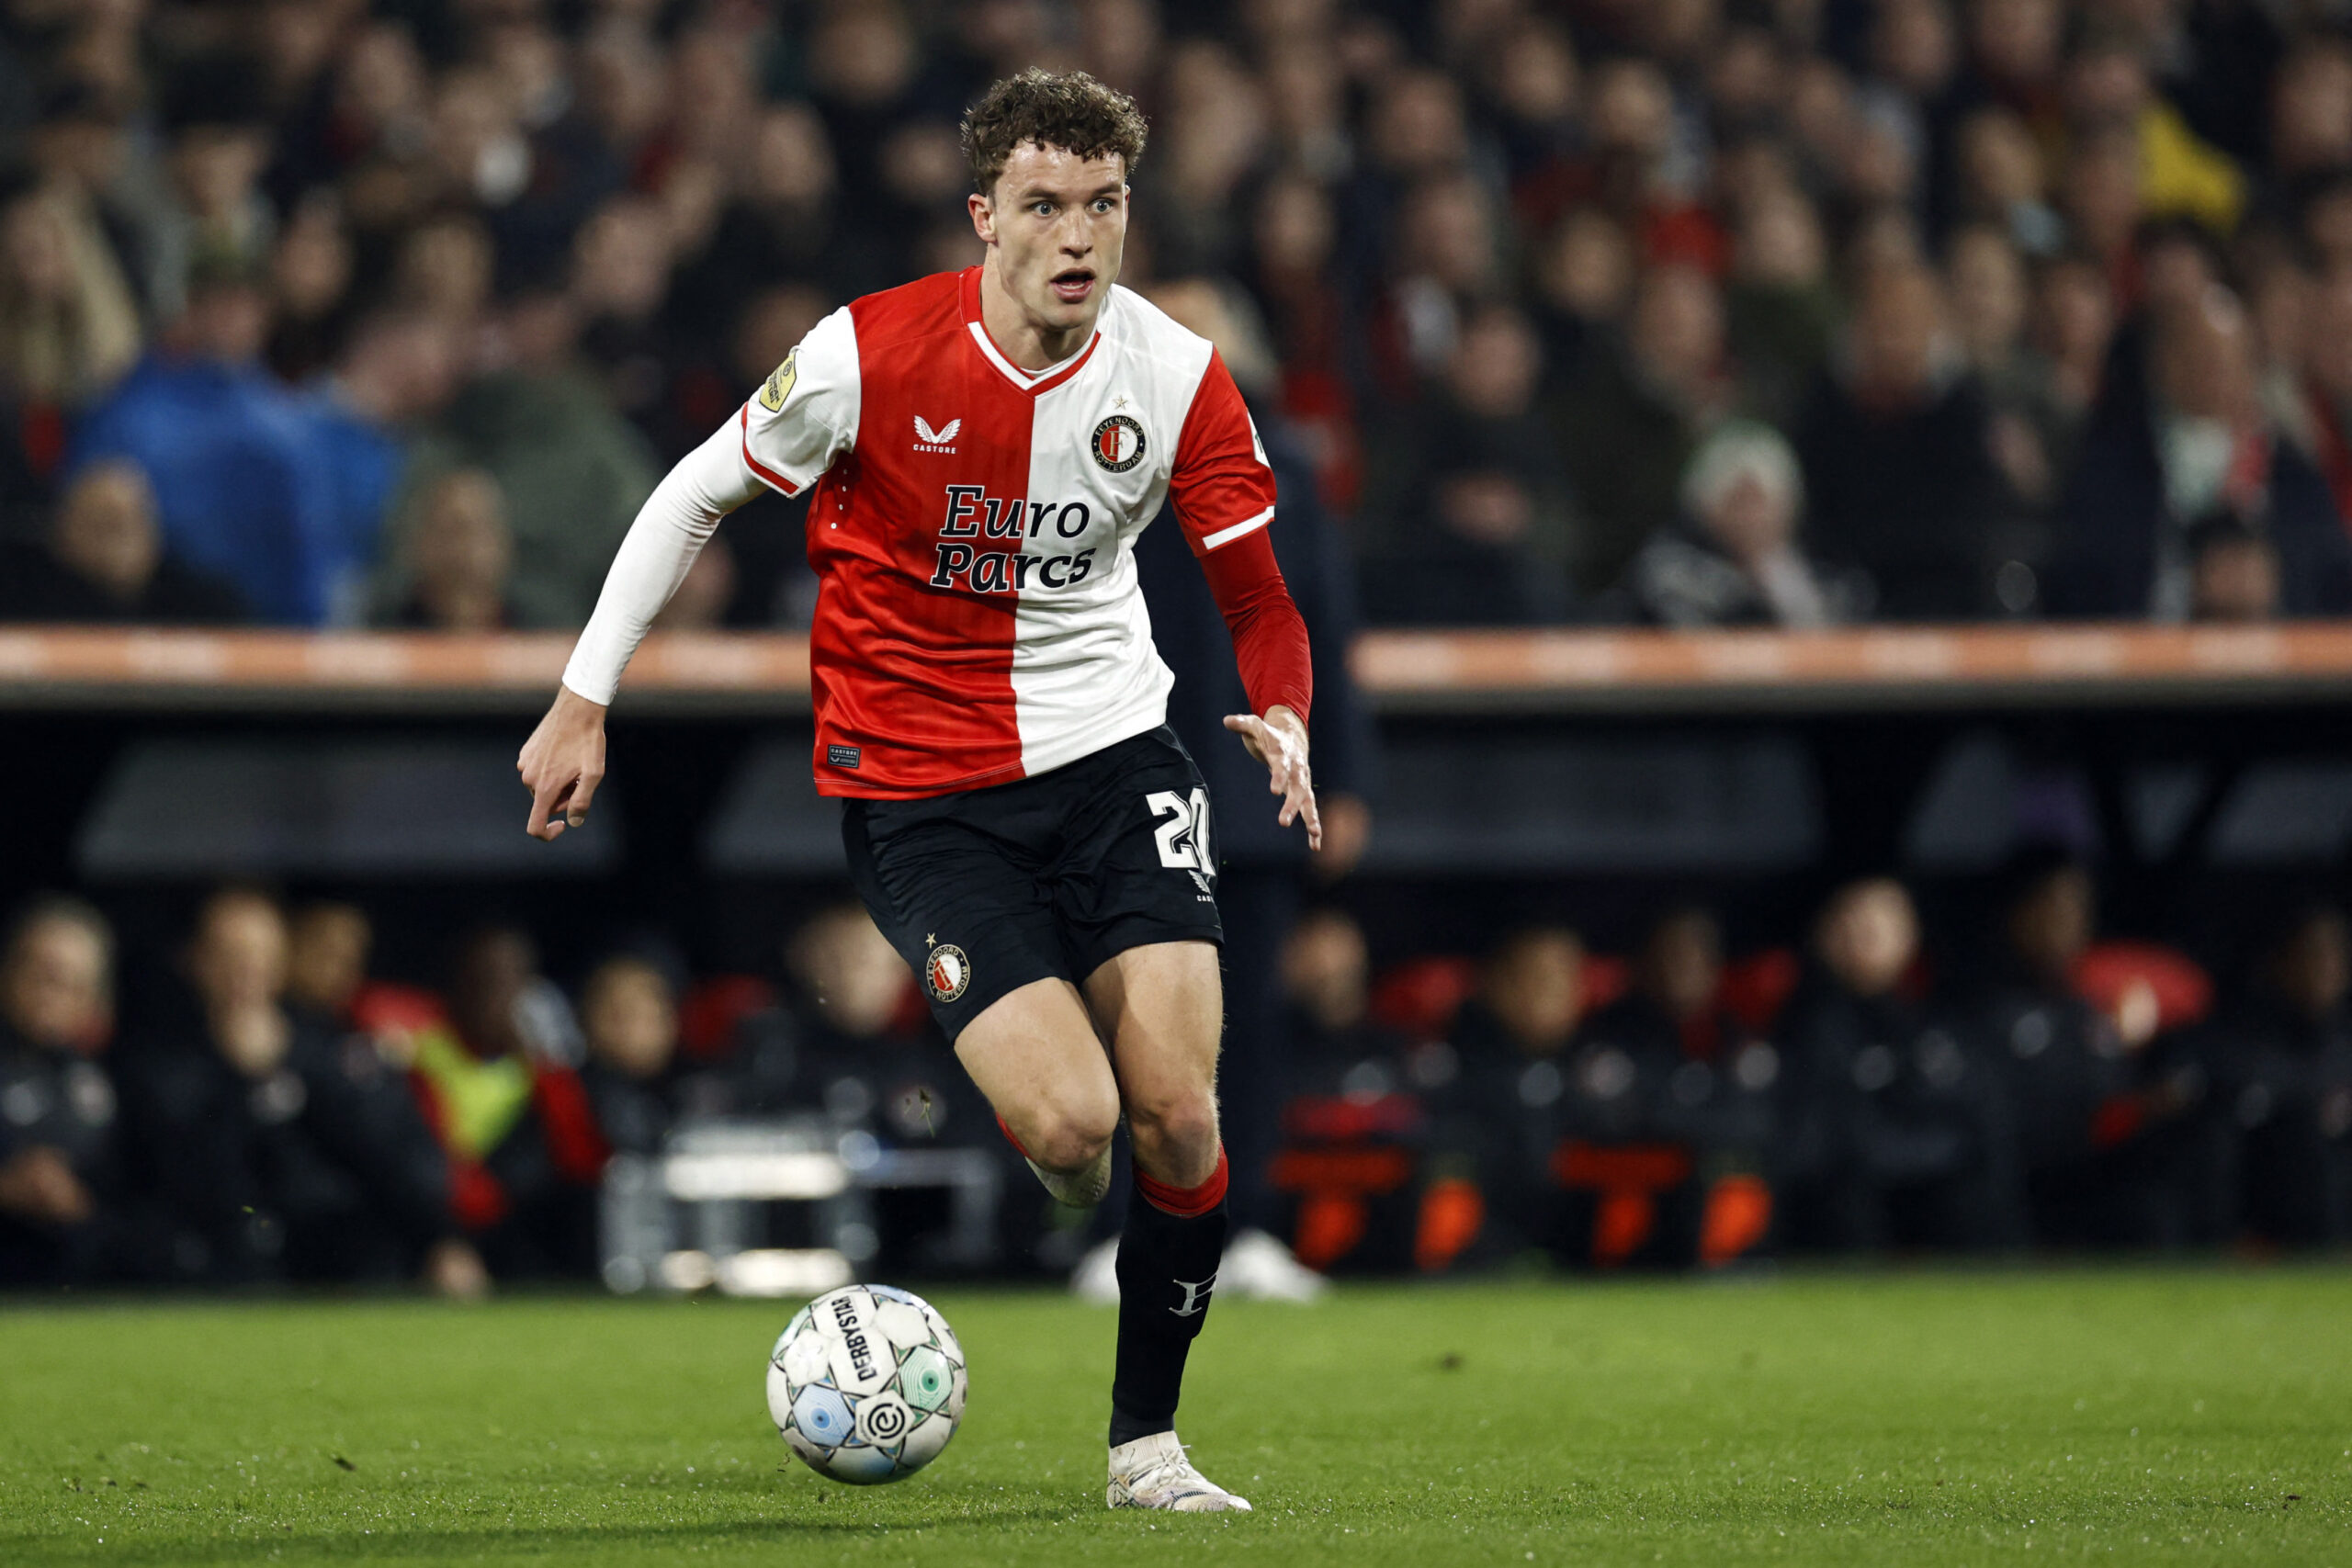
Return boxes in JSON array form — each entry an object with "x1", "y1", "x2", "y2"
[{"x1": 1170, "y1": 350, "x2": 1321, "y2": 850}]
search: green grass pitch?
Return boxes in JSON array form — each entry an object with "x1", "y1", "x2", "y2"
[{"x1": 3, "y1": 1269, "x2": 2347, "y2": 1565}]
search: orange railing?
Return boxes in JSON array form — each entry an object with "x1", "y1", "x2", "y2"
[{"x1": 6, "y1": 624, "x2": 2352, "y2": 712}]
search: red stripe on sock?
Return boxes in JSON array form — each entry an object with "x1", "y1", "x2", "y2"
[
  {"x1": 995, "y1": 1114, "x2": 1035, "y2": 1161},
  {"x1": 1136, "y1": 1146, "x2": 1228, "y2": 1218}
]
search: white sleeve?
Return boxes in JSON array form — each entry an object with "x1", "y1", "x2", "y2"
[
  {"x1": 560, "y1": 307, "x2": 861, "y2": 704},
  {"x1": 741, "y1": 305, "x2": 861, "y2": 495},
  {"x1": 559, "y1": 420, "x2": 765, "y2": 705}
]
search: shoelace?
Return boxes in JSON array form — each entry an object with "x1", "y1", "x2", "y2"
[{"x1": 1125, "y1": 1443, "x2": 1217, "y2": 1500}]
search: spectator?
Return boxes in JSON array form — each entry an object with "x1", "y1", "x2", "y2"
[
  {"x1": 578, "y1": 954, "x2": 684, "y2": 1159},
  {"x1": 0, "y1": 459, "x2": 245, "y2": 624},
  {"x1": 393, "y1": 213, "x2": 496, "y2": 332},
  {"x1": 1245, "y1": 174, "x2": 1358, "y2": 506},
  {"x1": 1951, "y1": 107, "x2": 2064, "y2": 256},
  {"x1": 1615, "y1": 419, "x2": 1863, "y2": 627},
  {"x1": 1529, "y1": 207, "x2": 1634, "y2": 402},
  {"x1": 406, "y1": 924, "x2": 605, "y2": 1279},
  {"x1": 1795, "y1": 259, "x2": 2011, "y2": 618},
  {"x1": 1581, "y1": 908, "x2": 1781, "y2": 1215},
  {"x1": 2058, "y1": 124, "x2": 2143, "y2": 293},
  {"x1": 1281, "y1": 910, "x2": 1408, "y2": 1081},
  {"x1": 785, "y1": 906, "x2": 978, "y2": 1153},
  {"x1": 1777, "y1": 878, "x2": 2025, "y2": 1252},
  {"x1": 2186, "y1": 513, "x2": 2282, "y2": 622},
  {"x1": 1724, "y1": 185, "x2": 1838, "y2": 429},
  {"x1": 300, "y1": 310, "x2": 466, "y2": 618},
  {"x1": 1362, "y1": 303, "x2": 1574, "y2": 624},
  {"x1": 264, "y1": 192, "x2": 356, "y2": 383},
  {"x1": 2266, "y1": 39, "x2": 2352, "y2": 198},
  {"x1": 382, "y1": 468, "x2": 516, "y2": 632},
  {"x1": 2191, "y1": 907, "x2": 2352, "y2": 1246},
  {"x1": 380, "y1": 288, "x2": 658, "y2": 628},
  {"x1": 0, "y1": 897, "x2": 126, "y2": 1285},
  {"x1": 2052, "y1": 285, "x2": 2352, "y2": 618},
  {"x1": 117, "y1": 888, "x2": 464, "y2": 1286},
  {"x1": 1948, "y1": 227, "x2": 2052, "y2": 505},
  {"x1": 1365, "y1": 172, "x2": 1508, "y2": 395},
  {"x1": 1430, "y1": 927, "x2": 1600, "y2": 1266},
  {"x1": 284, "y1": 901, "x2": 373, "y2": 1030},
  {"x1": 1968, "y1": 853, "x2": 2210, "y2": 1247},
  {"x1": 154, "y1": 60, "x2": 278, "y2": 322},
  {"x1": 2064, "y1": 34, "x2": 2245, "y2": 240},
  {"x1": 2287, "y1": 264, "x2": 2352, "y2": 525},
  {"x1": 2028, "y1": 251, "x2": 2118, "y2": 461},
  {"x1": 22, "y1": 78, "x2": 168, "y2": 329},
  {"x1": 69, "y1": 253, "x2": 345, "y2": 625},
  {"x1": 571, "y1": 195, "x2": 684, "y2": 452},
  {"x1": 1554, "y1": 264, "x2": 1736, "y2": 594},
  {"x1": 0, "y1": 180, "x2": 142, "y2": 415},
  {"x1": 670, "y1": 103, "x2": 865, "y2": 351}
]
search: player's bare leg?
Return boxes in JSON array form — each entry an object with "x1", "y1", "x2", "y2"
[
  {"x1": 954, "y1": 977, "x2": 1120, "y2": 1207},
  {"x1": 1085, "y1": 941, "x2": 1252, "y2": 1513}
]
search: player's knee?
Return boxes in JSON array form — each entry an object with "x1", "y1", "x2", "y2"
[
  {"x1": 1125, "y1": 1087, "x2": 1218, "y2": 1164},
  {"x1": 1023, "y1": 1094, "x2": 1118, "y2": 1173}
]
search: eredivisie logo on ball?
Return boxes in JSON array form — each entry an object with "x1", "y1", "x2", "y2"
[
  {"x1": 1091, "y1": 414, "x2": 1146, "y2": 472},
  {"x1": 925, "y1": 943, "x2": 970, "y2": 1002}
]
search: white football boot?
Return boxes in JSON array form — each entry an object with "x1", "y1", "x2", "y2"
[
  {"x1": 1024, "y1": 1141, "x2": 1113, "y2": 1208},
  {"x1": 1218, "y1": 1227, "x2": 1329, "y2": 1303},
  {"x1": 1106, "y1": 1431, "x2": 1252, "y2": 1512},
  {"x1": 1069, "y1": 1237, "x2": 1121, "y2": 1303}
]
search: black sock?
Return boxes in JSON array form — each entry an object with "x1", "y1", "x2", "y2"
[{"x1": 1108, "y1": 1173, "x2": 1228, "y2": 1447}]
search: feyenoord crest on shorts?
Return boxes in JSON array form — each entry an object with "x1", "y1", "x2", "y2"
[
  {"x1": 925, "y1": 942, "x2": 971, "y2": 1003},
  {"x1": 730, "y1": 268, "x2": 1279, "y2": 800}
]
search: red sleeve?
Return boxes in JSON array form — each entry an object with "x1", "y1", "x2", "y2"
[{"x1": 1172, "y1": 350, "x2": 1313, "y2": 723}]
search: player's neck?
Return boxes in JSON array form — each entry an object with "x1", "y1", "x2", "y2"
[{"x1": 978, "y1": 256, "x2": 1101, "y2": 371}]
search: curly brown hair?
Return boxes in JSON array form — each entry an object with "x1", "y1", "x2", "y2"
[{"x1": 960, "y1": 69, "x2": 1148, "y2": 197}]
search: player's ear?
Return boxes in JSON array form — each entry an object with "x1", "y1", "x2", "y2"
[{"x1": 968, "y1": 191, "x2": 995, "y2": 246}]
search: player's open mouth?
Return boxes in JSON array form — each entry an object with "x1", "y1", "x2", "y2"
[{"x1": 1049, "y1": 268, "x2": 1095, "y2": 304}]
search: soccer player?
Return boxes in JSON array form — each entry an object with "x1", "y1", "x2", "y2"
[{"x1": 516, "y1": 70, "x2": 1316, "y2": 1514}]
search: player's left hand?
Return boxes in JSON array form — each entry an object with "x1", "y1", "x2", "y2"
[{"x1": 1224, "y1": 705, "x2": 1321, "y2": 850}]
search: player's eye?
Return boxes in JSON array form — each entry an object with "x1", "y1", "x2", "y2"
[
  {"x1": 1032, "y1": 202, "x2": 1055, "y2": 217},
  {"x1": 1091, "y1": 198, "x2": 1114, "y2": 213}
]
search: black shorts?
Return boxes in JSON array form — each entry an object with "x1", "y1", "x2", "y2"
[{"x1": 842, "y1": 727, "x2": 1224, "y2": 1040}]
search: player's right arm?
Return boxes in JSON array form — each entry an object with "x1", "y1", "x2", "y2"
[{"x1": 520, "y1": 309, "x2": 862, "y2": 840}]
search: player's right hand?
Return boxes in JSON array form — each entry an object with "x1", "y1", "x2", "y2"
[{"x1": 518, "y1": 684, "x2": 610, "y2": 841}]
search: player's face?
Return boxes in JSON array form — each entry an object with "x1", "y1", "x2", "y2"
[{"x1": 973, "y1": 142, "x2": 1127, "y2": 338}]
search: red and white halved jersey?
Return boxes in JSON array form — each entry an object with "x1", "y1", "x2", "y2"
[{"x1": 740, "y1": 267, "x2": 1286, "y2": 798}]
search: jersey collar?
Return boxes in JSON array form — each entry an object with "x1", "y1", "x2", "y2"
[{"x1": 961, "y1": 266, "x2": 1103, "y2": 396}]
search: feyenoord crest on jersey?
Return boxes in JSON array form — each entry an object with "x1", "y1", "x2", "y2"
[
  {"x1": 1091, "y1": 412, "x2": 1146, "y2": 472},
  {"x1": 925, "y1": 942, "x2": 971, "y2": 1003}
]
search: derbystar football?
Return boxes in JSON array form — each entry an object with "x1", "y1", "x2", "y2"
[{"x1": 767, "y1": 1283, "x2": 967, "y2": 1484}]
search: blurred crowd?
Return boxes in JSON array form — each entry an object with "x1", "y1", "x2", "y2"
[
  {"x1": 0, "y1": 886, "x2": 1018, "y2": 1292},
  {"x1": 1280, "y1": 864, "x2": 2352, "y2": 1271},
  {"x1": 4, "y1": 861, "x2": 2347, "y2": 1293},
  {"x1": 8, "y1": 1, "x2": 2352, "y2": 629}
]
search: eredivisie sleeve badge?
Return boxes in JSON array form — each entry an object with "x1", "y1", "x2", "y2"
[
  {"x1": 1091, "y1": 413, "x2": 1146, "y2": 472},
  {"x1": 759, "y1": 349, "x2": 798, "y2": 412}
]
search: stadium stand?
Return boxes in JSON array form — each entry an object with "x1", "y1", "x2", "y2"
[{"x1": 5, "y1": 1, "x2": 2352, "y2": 1292}]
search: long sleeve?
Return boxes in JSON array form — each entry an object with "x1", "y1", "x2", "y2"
[
  {"x1": 559, "y1": 419, "x2": 766, "y2": 704},
  {"x1": 561, "y1": 305, "x2": 861, "y2": 705},
  {"x1": 1170, "y1": 349, "x2": 1312, "y2": 722},
  {"x1": 1195, "y1": 525, "x2": 1313, "y2": 723}
]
